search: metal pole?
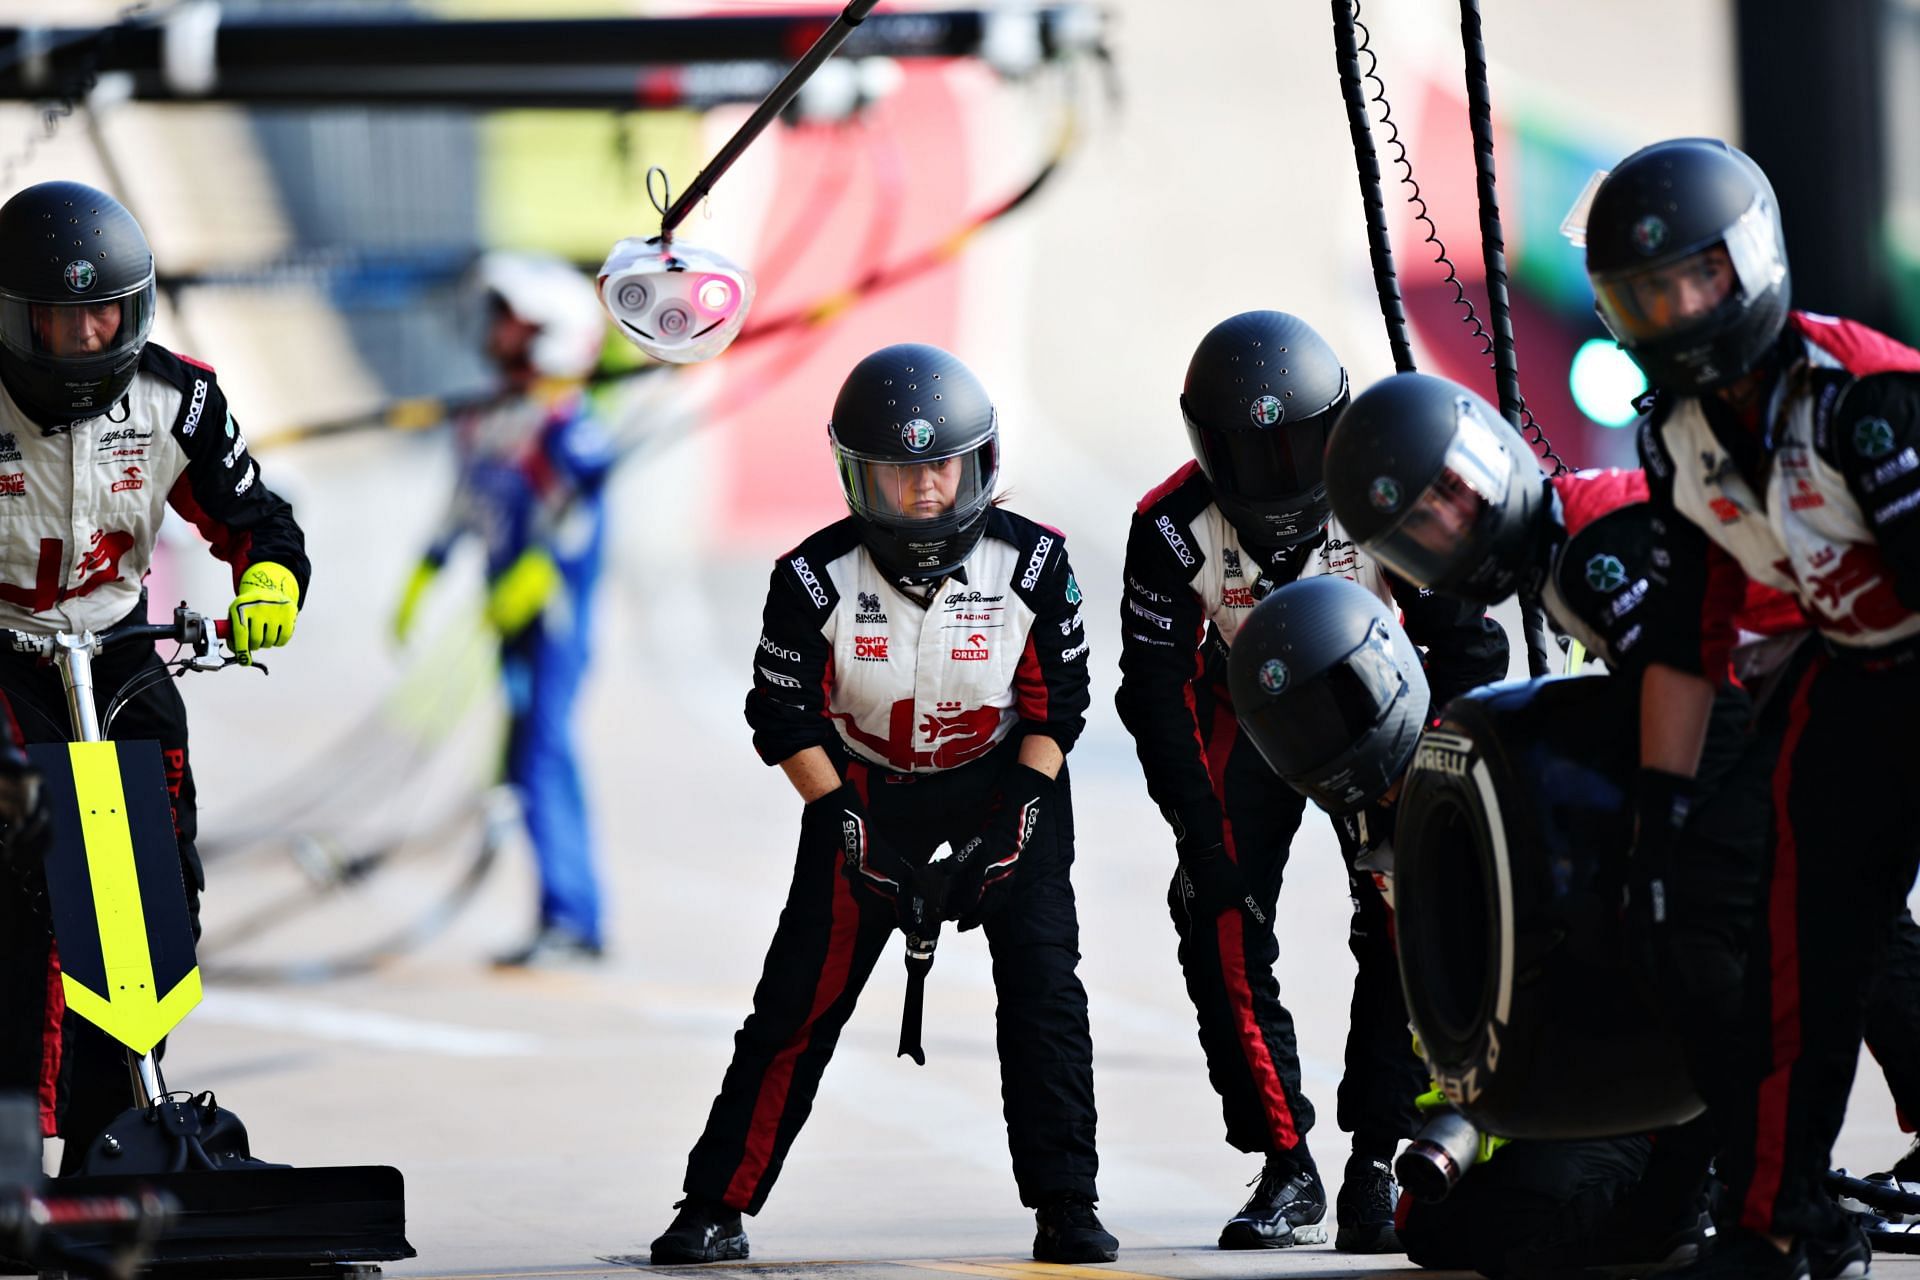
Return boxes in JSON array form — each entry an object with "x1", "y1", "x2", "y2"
[{"x1": 660, "y1": 0, "x2": 882, "y2": 237}]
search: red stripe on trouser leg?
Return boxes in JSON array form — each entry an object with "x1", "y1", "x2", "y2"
[
  {"x1": 723, "y1": 863, "x2": 861, "y2": 1209},
  {"x1": 1742, "y1": 659, "x2": 1820, "y2": 1231},
  {"x1": 40, "y1": 941, "x2": 63, "y2": 1136},
  {"x1": 1202, "y1": 703, "x2": 1300, "y2": 1150}
]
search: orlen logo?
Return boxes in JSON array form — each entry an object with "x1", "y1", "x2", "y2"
[
  {"x1": 1020, "y1": 534, "x2": 1055, "y2": 591},
  {"x1": 951, "y1": 632, "x2": 990, "y2": 661},
  {"x1": 790, "y1": 555, "x2": 830, "y2": 608},
  {"x1": 854, "y1": 634, "x2": 889, "y2": 661},
  {"x1": 111, "y1": 465, "x2": 144, "y2": 493}
]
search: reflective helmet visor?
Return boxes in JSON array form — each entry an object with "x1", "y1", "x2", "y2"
[
  {"x1": 0, "y1": 283, "x2": 154, "y2": 367},
  {"x1": 1255, "y1": 619, "x2": 1409, "y2": 777},
  {"x1": 1183, "y1": 394, "x2": 1338, "y2": 504},
  {"x1": 1365, "y1": 405, "x2": 1514, "y2": 589},
  {"x1": 1589, "y1": 202, "x2": 1785, "y2": 349},
  {"x1": 834, "y1": 436, "x2": 998, "y2": 534}
]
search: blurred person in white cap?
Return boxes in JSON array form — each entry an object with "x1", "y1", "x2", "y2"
[{"x1": 392, "y1": 250, "x2": 614, "y2": 967}]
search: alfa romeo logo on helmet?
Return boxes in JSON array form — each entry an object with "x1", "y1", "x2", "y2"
[
  {"x1": 1854, "y1": 416, "x2": 1897, "y2": 460},
  {"x1": 1368, "y1": 475, "x2": 1403, "y2": 513},
  {"x1": 1585, "y1": 553, "x2": 1628, "y2": 593},
  {"x1": 1257, "y1": 657, "x2": 1289, "y2": 695},
  {"x1": 1631, "y1": 215, "x2": 1668, "y2": 256},
  {"x1": 1249, "y1": 395, "x2": 1283, "y2": 427},
  {"x1": 901, "y1": 419, "x2": 935, "y2": 453},
  {"x1": 63, "y1": 260, "x2": 97, "y2": 293}
]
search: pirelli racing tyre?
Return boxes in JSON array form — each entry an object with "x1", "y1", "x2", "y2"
[{"x1": 1393, "y1": 674, "x2": 1703, "y2": 1139}]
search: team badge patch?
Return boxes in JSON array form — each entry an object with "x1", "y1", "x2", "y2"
[
  {"x1": 1585, "y1": 553, "x2": 1628, "y2": 592},
  {"x1": 1854, "y1": 416, "x2": 1896, "y2": 460},
  {"x1": 63, "y1": 260, "x2": 97, "y2": 293},
  {"x1": 1257, "y1": 658, "x2": 1289, "y2": 695},
  {"x1": 901, "y1": 419, "x2": 935, "y2": 453},
  {"x1": 1250, "y1": 395, "x2": 1283, "y2": 426},
  {"x1": 1369, "y1": 476, "x2": 1403, "y2": 513}
]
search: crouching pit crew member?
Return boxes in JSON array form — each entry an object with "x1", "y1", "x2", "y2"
[
  {"x1": 1115, "y1": 311, "x2": 1508, "y2": 1253},
  {"x1": 648, "y1": 344, "x2": 1114, "y2": 1266}
]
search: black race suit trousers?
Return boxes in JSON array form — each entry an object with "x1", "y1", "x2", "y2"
[{"x1": 682, "y1": 741, "x2": 1098, "y2": 1213}]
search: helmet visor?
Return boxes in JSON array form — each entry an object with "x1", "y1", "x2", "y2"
[
  {"x1": 1590, "y1": 202, "x2": 1785, "y2": 348},
  {"x1": 1183, "y1": 390, "x2": 1344, "y2": 505},
  {"x1": 835, "y1": 438, "x2": 998, "y2": 532},
  {"x1": 1252, "y1": 619, "x2": 1409, "y2": 777},
  {"x1": 1367, "y1": 405, "x2": 1514, "y2": 589},
  {"x1": 0, "y1": 282, "x2": 155, "y2": 366}
]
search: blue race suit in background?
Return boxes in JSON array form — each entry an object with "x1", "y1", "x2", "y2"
[{"x1": 425, "y1": 387, "x2": 613, "y2": 947}]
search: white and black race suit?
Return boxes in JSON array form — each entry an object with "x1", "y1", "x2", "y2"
[
  {"x1": 1116, "y1": 459, "x2": 1508, "y2": 1163},
  {"x1": 681, "y1": 506, "x2": 1097, "y2": 1215},
  {"x1": 1638, "y1": 312, "x2": 1920, "y2": 1240},
  {"x1": 0, "y1": 342, "x2": 309, "y2": 1160}
]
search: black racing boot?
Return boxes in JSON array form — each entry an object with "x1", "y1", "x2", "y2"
[
  {"x1": 1219, "y1": 1152, "x2": 1327, "y2": 1249},
  {"x1": 1663, "y1": 1227, "x2": 1808, "y2": 1279},
  {"x1": 649, "y1": 1197, "x2": 749, "y2": 1264},
  {"x1": 1805, "y1": 1216, "x2": 1873, "y2": 1280},
  {"x1": 1032, "y1": 1195, "x2": 1119, "y2": 1263},
  {"x1": 1334, "y1": 1155, "x2": 1402, "y2": 1253}
]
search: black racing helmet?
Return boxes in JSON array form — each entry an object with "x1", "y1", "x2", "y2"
[
  {"x1": 0, "y1": 181, "x2": 157, "y2": 425},
  {"x1": 1325, "y1": 372, "x2": 1549, "y2": 605},
  {"x1": 1580, "y1": 138, "x2": 1789, "y2": 394},
  {"x1": 1181, "y1": 310, "x2": 1349, "y2": 549},
  {"x1": 828, "y1": 343, "x2": 999, "y2": 581},
  {"x1": 1227, "y1": 575, "x2": 1431, "y2": 817}
]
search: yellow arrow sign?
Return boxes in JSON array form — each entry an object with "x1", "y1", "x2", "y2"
[{"x1": 57, "y1": 741, "x2": 201, "y2": 1054}]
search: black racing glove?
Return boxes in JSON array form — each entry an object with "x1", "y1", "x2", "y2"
[
  {"x1": 1175, "y1": 841, "x2": 1267, "y2": 926},
  {"x1": 804, "y1": 784, "x2": 937, "y2": 935},
  {"x1": 1627, "y1": 767, "x2": 1694, "y2": 928},
  {"x1": 1622, "y1": 767, "x2": 1694, "y2": 995},
  {"x1": 940, "y1": 763, "x2": 1054, "y2": 931}
]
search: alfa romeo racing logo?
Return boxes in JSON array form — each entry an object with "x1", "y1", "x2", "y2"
[
  {"x1": 901, "y1": 419, "x2": 935, "y2": 453},
  {"x1": 1257, "y1": 657, "x2": 1289, "y2": 695},
  {"x1": 63, "y1": 260, "x2": 97, "y2": 293},
  {"x1": 1631, "y1": 215, "x2": 1668, "y2": 256},
  {"x1": 1369, "y1": 475, "x2": 1403, "y2": 513},
  {"x1": 1249, "y1": 395, "x2": 1283, "y2": 427}
]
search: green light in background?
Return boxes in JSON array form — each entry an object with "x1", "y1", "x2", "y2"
[{"x1": 1569, "y1": 338, "x2": 1648, "y2": 427}]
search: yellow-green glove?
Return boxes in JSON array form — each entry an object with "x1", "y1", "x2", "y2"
[
  {"x1": 229, "y1": 561, "x2": 300, "y2": 662},
  {"x1": 1413, "y1": 1086, "x2": 1508, "y2": 1163},
  {"x1": 392, "y1": 559, "x2": 440, "y2": 644},
  {"x1": 485, "y1": 548, "x2": 560, "y2": 638}
]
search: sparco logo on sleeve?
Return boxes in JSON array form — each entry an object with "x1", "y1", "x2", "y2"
[
  {"x1": 790, "y1": 556, "x2": 830, "y2": 608},
  {"x1": 1020, "y1": 535, "x2": 1055, "y2": 590},
  {"x1": 181, "y1": 379, "x2": 209, "y2": 436},
  {"x1": 1155, "y1": 515, "x2": 1196, "y2": 568}
]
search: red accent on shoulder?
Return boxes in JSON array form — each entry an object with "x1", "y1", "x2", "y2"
[
  {"x1": 175, "y1": 353, "x2": 216, "y2": 374},
  {"x1": 1791, "y1": 312, "x2": 1920, "y2": 376},
  {"x1": 1035, "y1": 521, "x2": 1066, "y2": 539},
  {"x1": 1136, "y1": 459, "x2": 1201, "y2": 514},
  {"x1": 166, "y1": 472, "x2": 253, "y2": 586},
  {"x1": 1551, "y1": 469, "x2": 1651, "y2": 538}
]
